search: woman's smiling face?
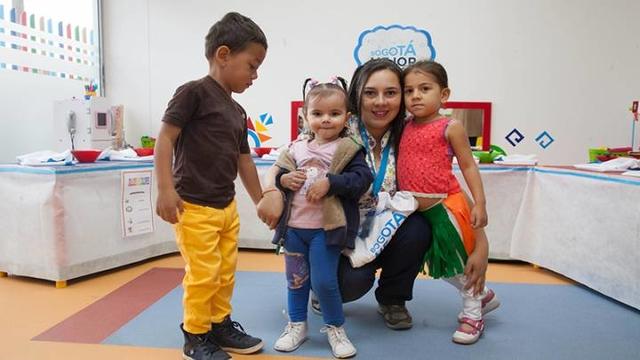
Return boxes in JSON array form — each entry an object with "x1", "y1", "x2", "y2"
[{"x1": 359, "y1": 69, "x2": 402, "y2": 134}]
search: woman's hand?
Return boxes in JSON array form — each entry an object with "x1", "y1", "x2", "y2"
[
  {"x1": 281, "y1": 170, "x2": 306, "y2": 191},
  {"x1": 305, "y1": 178, "x2": 330, "y2": 202},
  {"x1": 471, "y1": 204, "x2": 488, "y2": 229},
  {"x1": 257, "y1": 191, "x2": 283, "y2": 229}
]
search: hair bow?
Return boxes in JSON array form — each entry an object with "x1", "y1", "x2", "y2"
[{"x1": 302, "y1": 77, "x2": 348, "y2": 100}]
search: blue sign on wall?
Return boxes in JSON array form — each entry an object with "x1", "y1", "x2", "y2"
[{"x1": 354, "y1": 25, "x2": 436, "y2": 68}]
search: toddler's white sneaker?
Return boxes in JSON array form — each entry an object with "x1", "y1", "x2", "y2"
[
  {"x1": 322, "y1": 324, "x2": 357, "y2": 358},
  {"x1": 274, "y1": 321, "x2": 307, "y2": 352}
]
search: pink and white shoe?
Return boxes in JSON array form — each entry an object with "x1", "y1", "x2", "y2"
[
  {"x1": 480, "y1": 289, "x2": 500, "y2": 315},
  {"x1": 458, "y1": 289, "x2": 500, "y2": 321},
  {"x1": 452, "y1": 317, "x2": 485, "y2": 345}
]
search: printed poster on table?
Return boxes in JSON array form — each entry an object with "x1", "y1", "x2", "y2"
[{"x1": 121, "y1": 170, "x2": 154, "y2": 237}]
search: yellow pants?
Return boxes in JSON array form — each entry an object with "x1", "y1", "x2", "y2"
[{"x1": 175, "y1": 199, "x2": 240, "y2": 334}]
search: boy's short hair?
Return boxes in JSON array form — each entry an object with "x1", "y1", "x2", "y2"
[{"x1": 205, "y1": 12, "x2": 268, "y2": 59}]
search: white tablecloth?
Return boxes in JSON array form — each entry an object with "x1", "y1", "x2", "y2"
[
  {"x1": 241, "y1": 163, "x2": 640, "y2": 309},
  {"x1": 453, "y1": 166, "x2": 533, "y2": 259},
  {"x1": 0, "y1": 160, "x2": 278, "y2": 282},
  {"x1": 510, "y1": 167, "x2": 640, "y2": 310},
  {"x1": 0, "y1": 162, "x2": 176, "y2": 282},
  {"x1": 239, "y1": 163, "x2": 535, "y2": 259},
  {"x1": 2, "y1": 161, "x2": 639, "y2": 309}
]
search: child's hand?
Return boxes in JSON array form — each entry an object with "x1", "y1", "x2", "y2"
[
  {"x1": 257, "y1": 191, "x2": 283, "y2": 229},
  {"x1": 464, "y1": 249, "x2": 488, "y2": 296},
  {"x1": 471, "y1": 204, "x2": 488, "y2": 228},
  {"x1": 156, "y1": 188, "x2": 184, "y2": 224},
  {"x1": 281, "y1": 171, "x2": 306, "y2": 191},
  {"x1": 305, "y1": 178, "x2": 330, "y2": 202}
]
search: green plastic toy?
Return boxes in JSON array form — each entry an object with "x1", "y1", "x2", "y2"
[{"x1": 473, "y1": 145, "x2": 506, "y2": 163}]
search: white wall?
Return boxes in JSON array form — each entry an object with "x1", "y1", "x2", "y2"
[{"x1": 6, "y1": 0, "x2": 638, "y2": 164}]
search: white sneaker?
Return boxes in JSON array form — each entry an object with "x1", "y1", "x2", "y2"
[
  {"x1": 273, "y1": 321, "x2": 307, "y2": 352},
  {"x1": 322, "y1": 325, "x2": 357, "y2": 358}
]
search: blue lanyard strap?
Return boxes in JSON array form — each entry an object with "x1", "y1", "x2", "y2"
[{"x1": 358, "y1": 122, "x2": 391, "y2": 195}]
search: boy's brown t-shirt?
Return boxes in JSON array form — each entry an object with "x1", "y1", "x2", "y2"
[{"x1": 161, "y1": 75, "x2": 250, "y2": 208}]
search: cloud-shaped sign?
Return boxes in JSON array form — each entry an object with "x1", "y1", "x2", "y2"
[{"x1": 354, "y1": 24, "x2": 436, "y2": 67}]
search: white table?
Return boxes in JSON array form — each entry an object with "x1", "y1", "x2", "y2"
[
  {"x1": 2, "y1": 161, "x2": 639, "y2": 310},
  {"x1": 0, "y1": 162, "x2": 175, "y2": 286},
  {"x1": 237, "y1": 163, "x2": 535, "y2": 259},
  {"x1": 510, "y1": 166, "x2": 640, "y2": 310},
  {"x1": 452, "y1": 165, "x2": 533, "y2": 259},
  {"x1": 239, "y1": 163, "x2": 640, "y2": 310},
  {"x1": 0, "y1": 159, "x2": 277, "y2": 286}
]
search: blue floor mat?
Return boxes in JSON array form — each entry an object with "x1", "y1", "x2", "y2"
[{"x1": 104, "y1": 271, "x2": 640, "y2": 359}]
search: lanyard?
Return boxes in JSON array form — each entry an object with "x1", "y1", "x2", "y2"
[{"x1": 358, "y1": 121, "x2": 391, "y2": 195}]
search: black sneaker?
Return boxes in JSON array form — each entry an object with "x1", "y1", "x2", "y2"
[
  {"x1": 180, "y1": 324, "x2": 230, "y2": 360},
  {"x1": 209, "y1": 316, "x2": 264, "y2": 354}
]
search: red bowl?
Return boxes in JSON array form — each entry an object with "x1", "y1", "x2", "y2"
[
  {"x1": 134, "y1": 147, "x2": 154, "y2": 156},
  {"x1": 253, "y1": 147, "x2": 272, "y2": 157},
  {"x1": 596, "y1": 154, "x2": 615, "y2": 162},
  {"x1": 71, "y1": 149, "x2": 101, "y2": 163}
]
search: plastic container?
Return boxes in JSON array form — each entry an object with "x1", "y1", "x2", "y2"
[
  {"x1": 596, "y1": 154, "x2": 615, "y2": 162},
  {"x1": 607, "y1": 146, "x2": 632, "y2": 158},
  {"x1": 134, "y1": 147, "x2": 154, "y2": 157},
  {"x1": 472, "y1": 145, "x2": 507, "y2": 164},
  {"x1": 140, "y1": 136, "x2": 156, "y2": 149},
  {"x1": 473, "y1": 151, "x2": 493, "y2": 163},
  {"x1": 71, "y1": 149, "x2": 101, "y2": 163},
  {"x1": 588, "y1": 148, "x2": 609, "y2": 162},
  {"x1": 253, "y1": 147, "x2": 273, "y2": 157}
]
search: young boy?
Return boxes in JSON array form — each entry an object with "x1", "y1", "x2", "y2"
[{"x1": 154, "y1": 12, "x2": 267, "y2": 360}]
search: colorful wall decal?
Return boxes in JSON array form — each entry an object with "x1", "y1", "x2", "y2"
[
  {"x1": 506, "y1": 128, "x2": 525, "y2": 147},
  {"x1": 246, "y1": 112, "x2": 274, "y2": 147},
  {"x1": 535, "y1": 131, "x2": 555, "y2": 149},
  {"x1": 0, "y1": 61, "x2": 91, "y2": 81},
  {"x1": 0, "y1": 4, "x2": 99, "y2": 83}
]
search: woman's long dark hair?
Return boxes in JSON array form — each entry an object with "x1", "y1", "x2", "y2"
[{"x1": 347, "y1": 58, "x2": 406, "y2": 153}]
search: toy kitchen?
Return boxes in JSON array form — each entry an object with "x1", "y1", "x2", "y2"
[{"x1": 53, "y1": 97, "x2": 125, "y2": 151}]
